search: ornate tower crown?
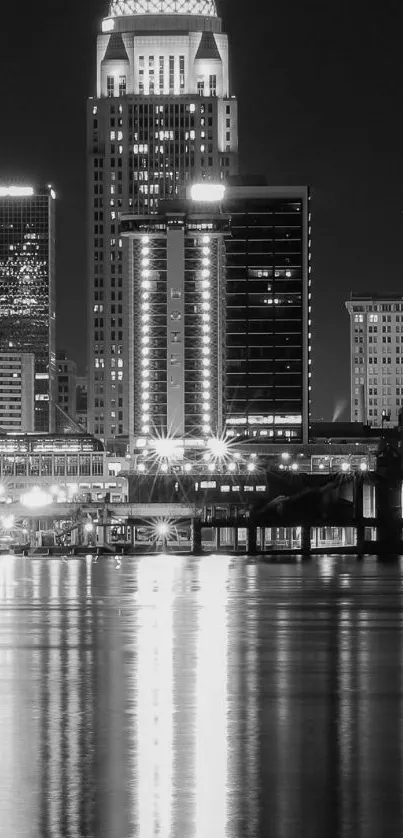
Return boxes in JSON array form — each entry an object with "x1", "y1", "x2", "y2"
[{"x1": 109, "y1": 0, "x2": 218, "y2": 16}]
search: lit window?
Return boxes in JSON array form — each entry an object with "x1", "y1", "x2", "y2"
[{"x1": 107, "y1": 76, "x2": 115, "y2": 98}]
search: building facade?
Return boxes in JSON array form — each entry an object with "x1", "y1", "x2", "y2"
[
  {"x1": 223, "y1": 184, "x2": 311, "y2": 445},
  {"x1": 0, "y1": 185, "x2": 56, "y2": 432},
  {"x1": 57, "y1": 351, "x2": 77, "y2": 418},
  {"x1": 76, "y1": 375, "x2": 88, "y2": 432},
  {"x1": 121, "y1": 196, "x2": 228, "y2": 448},
  {"x1": 346, "y1": 292, "x2": 403, "y2": 427},
  {"x1": 0, "y1": 352, "x2": 35, "y2": 432},
  {"x1": 87, "y1": 0, "x2": 238, "y2": 441}
]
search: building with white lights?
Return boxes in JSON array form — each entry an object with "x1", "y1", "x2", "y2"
[
  {"x1": 121, "y1": 192, "x2": 228, "y2": 446},
  {"x1": 0, "y1": 185, "x2": 56, "y2": 432},
  {"x1": 346, "y1": 292, "x2": 403, "y2": 427},
  {"x1": 87, "y1": 0, "x2": 238, "y2": 441},
  {"x1": 223, "y1": 183, "x2": 311, "y2": 445},
  {"x1": 0, "y1": 352, "x2": 35, "y2": 432}
]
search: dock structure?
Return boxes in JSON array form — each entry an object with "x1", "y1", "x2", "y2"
[{"x1": 1, "y1": 427, "x2": 403, "y2": 557}]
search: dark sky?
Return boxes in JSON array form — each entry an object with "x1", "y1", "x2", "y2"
[{"x1": 0, "y1": 0, "x2": 402, "y2": 420}]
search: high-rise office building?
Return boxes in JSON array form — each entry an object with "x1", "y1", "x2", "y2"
[
  {"x1": 223, "y1": 184, "x2": 311, "y2": 444},
  {"x1": 121, "y1": 192, "x2": 228, "y2": 446},
  {"x1": 121, "y1": 180, "x2": 311, "y2": 453},
  {"x1": 0, "y1": 185, "x2": 56, "y2": 432},
  {"x1": 346, "y1": 292, "x2": 403, "y2": 427},
  {"x1": 87, "y1": 0, "x2": 238, "y2": 441}
]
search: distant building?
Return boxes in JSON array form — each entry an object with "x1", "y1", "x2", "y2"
[
  {"x1": 0, "y1": 185, "x2": 56, "y2": 432},
  {"x1": 223, "y1": 184, "x2": 311, "y2": 445},
  {"x1": 57, "y1": 352, "x2": 77, "y2": 418},
  {"x1": 346, "y1": 293, "x2": 403, "y2": 427},
  {"x1": 76, "y1": 375, "x2": 88, "y2": 432},
  {"x1": 87, "y1": 0, "x2": 238, "y2": 441},
  {"x1": 0, "y1": 352, "x2": 35, "y2": 432}
]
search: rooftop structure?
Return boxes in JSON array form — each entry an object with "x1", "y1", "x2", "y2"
[{"x1": 109, "y1": 0, "x2": 217, "y2": 16}]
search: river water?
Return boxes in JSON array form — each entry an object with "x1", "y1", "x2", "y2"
[{"x1": 0, "y1": 553, "x2": 403, "y2": 837}]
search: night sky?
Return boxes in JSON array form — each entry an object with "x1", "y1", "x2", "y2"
[{"x1": 0, "y1": 0, "x2": 402, "y2": 420}]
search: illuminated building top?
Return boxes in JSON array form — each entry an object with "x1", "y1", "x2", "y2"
[{"x1": 109, "y1": 0, "x2": 217, "y2": 17}]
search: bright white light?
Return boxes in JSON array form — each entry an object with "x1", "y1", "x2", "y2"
[
  {"x1": 138, "y1": 463, "x2": 146, "y2": 473},
  {"x1": 281, "y1": 452, "x2": 290, "y2": 461},
  {"x1": 291, "y1": 463, "x2": 299, "y2": 471},
  {"x1": 247, "y1": 462, "x2": 255, "y2": 472},
  {"x1": 208, "y1": 437, "x2": 229, "y2": 459},
  {"x1": 84, "y1": 522, "x2": 94, "y2": 533},
  {"x1": 360, "y1": 462, "x2": 368, "y2": 471},
  {"x1": 152, "y1": 437, "x2": 181, "y2": 461},
  {"x1": 191, "y1": 184, "x2": 225, "y2": 202},
  {"x1": 1, "y1": 514, "x2": 14, "y2": 530},
  {"x1": 102, "y1": 17, "x2": 115, "y2": 31},
  {"x1": 341, "y1": 462, "x2": 350, "y2": 472},
  {"x1": 20, "y1": 487, "x2": 53, "y2": 509},
  {"x1": 208, "y1": 463, "x2": 215, "y2": 472},
  {"x1": 184, "y1": 463, "x2": 192, "y2": 472},
  {"x1": 156, "y1": 522, "x2": 170, "y2": 537},
  {"x1": 160, "y1": 463, "x2": 169, "y2": 473},
  {"x1": 0, "y1": 186, "x2": 34, "y2": 197},
  {"x1": 228, "y1": 463, "x2": 236, "y2": 472},
  {"x1": 142, "y1": 235, "x2": 150, "y2": 244},
  {"x1": 142, "y1": 425, "x2": 150, "y2": 433},
  {"x1": 203, "y1": 235, "x2": 210, "y2": 244},
  {"x1": 319, "y1": 463, "x2": 325, "y2": 470}
]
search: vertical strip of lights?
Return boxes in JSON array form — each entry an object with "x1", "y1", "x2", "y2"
[
  {"x1": 195, "y1": 556, "x2": 229, "y2": 837},
  {"x1": 140, "y1": 235, "x2": 151, "y2": 435},
  {"x1": 136, "y1": 557, "x2": 174, "y2": 837},
  {"x1": 201, "y1": 234, "x2": 211, "y2": 437}
]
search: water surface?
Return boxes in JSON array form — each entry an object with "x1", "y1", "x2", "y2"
[{"x1": 0, "y1": 554, "x2": 402, "y2": 837}]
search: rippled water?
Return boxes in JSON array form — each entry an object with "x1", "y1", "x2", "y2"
[{"x1": 0, "y1": 554, "x2": 403, "y2": 837}]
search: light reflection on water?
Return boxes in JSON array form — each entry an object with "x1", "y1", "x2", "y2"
[{"x1": 0, "y1": 554, "x2": 403, "y2": 836}]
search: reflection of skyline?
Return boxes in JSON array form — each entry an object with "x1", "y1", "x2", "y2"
[{"x1": 1, "y1": 557, "x2": 403, "y2": 836}]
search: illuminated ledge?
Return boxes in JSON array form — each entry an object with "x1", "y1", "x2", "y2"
[{"x1": 109, "y1": 0, "x2": 217, "y2": 17}]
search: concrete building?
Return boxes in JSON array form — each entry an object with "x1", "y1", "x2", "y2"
[
  {"x1": 0, "y1": 352, "x2": 35, "y2": 432},
  {"x1": 76, "y1": 375, "x2": 88, "y2": 432},
  {"x1": 346, "y1": 293, "x2": 403, "y2": 427},
  {"x1": 87, "y1": 0, "x2": 238, "y2": 441},
  {"x1": 0, "y1": 185, "x2": 56, "y2": 432},
  {"x1": 57, "y1": 352, "x2": 77, "y2": 418},
  {"x1": 121, "y1": 193, "x2": 228, "y2": 449},
  {"x1": 223, "y1": 183, "x2": 311, "y2": 445}
]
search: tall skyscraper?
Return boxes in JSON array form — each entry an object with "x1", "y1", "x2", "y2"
[
  {"x1": 223, "y1": 184, "x2": 311, "y2": 445},
  {"x1": 346, "y1": 292, "x2": 403, "y2": 427},
  {"x1": 87, "y1": 0, "x2": 238, "y2": 441},
  {"x1": 0, "y1": 185, "x2": 56, "y2": 432},
  {"x1": 121, "y1": 191, "x2": 228, "y2": 446}
]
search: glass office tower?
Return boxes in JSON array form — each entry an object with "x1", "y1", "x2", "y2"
[
  {"x1": 0, "y1": 186, "x2": 56, "y2": 432},
  {"x1": 223, "y1": 185, "x2": 311, "y2": 444}
]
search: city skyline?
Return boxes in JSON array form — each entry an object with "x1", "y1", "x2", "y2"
[{"x1": 0, "y1": 0, "x2": 402, "y2": 421}]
